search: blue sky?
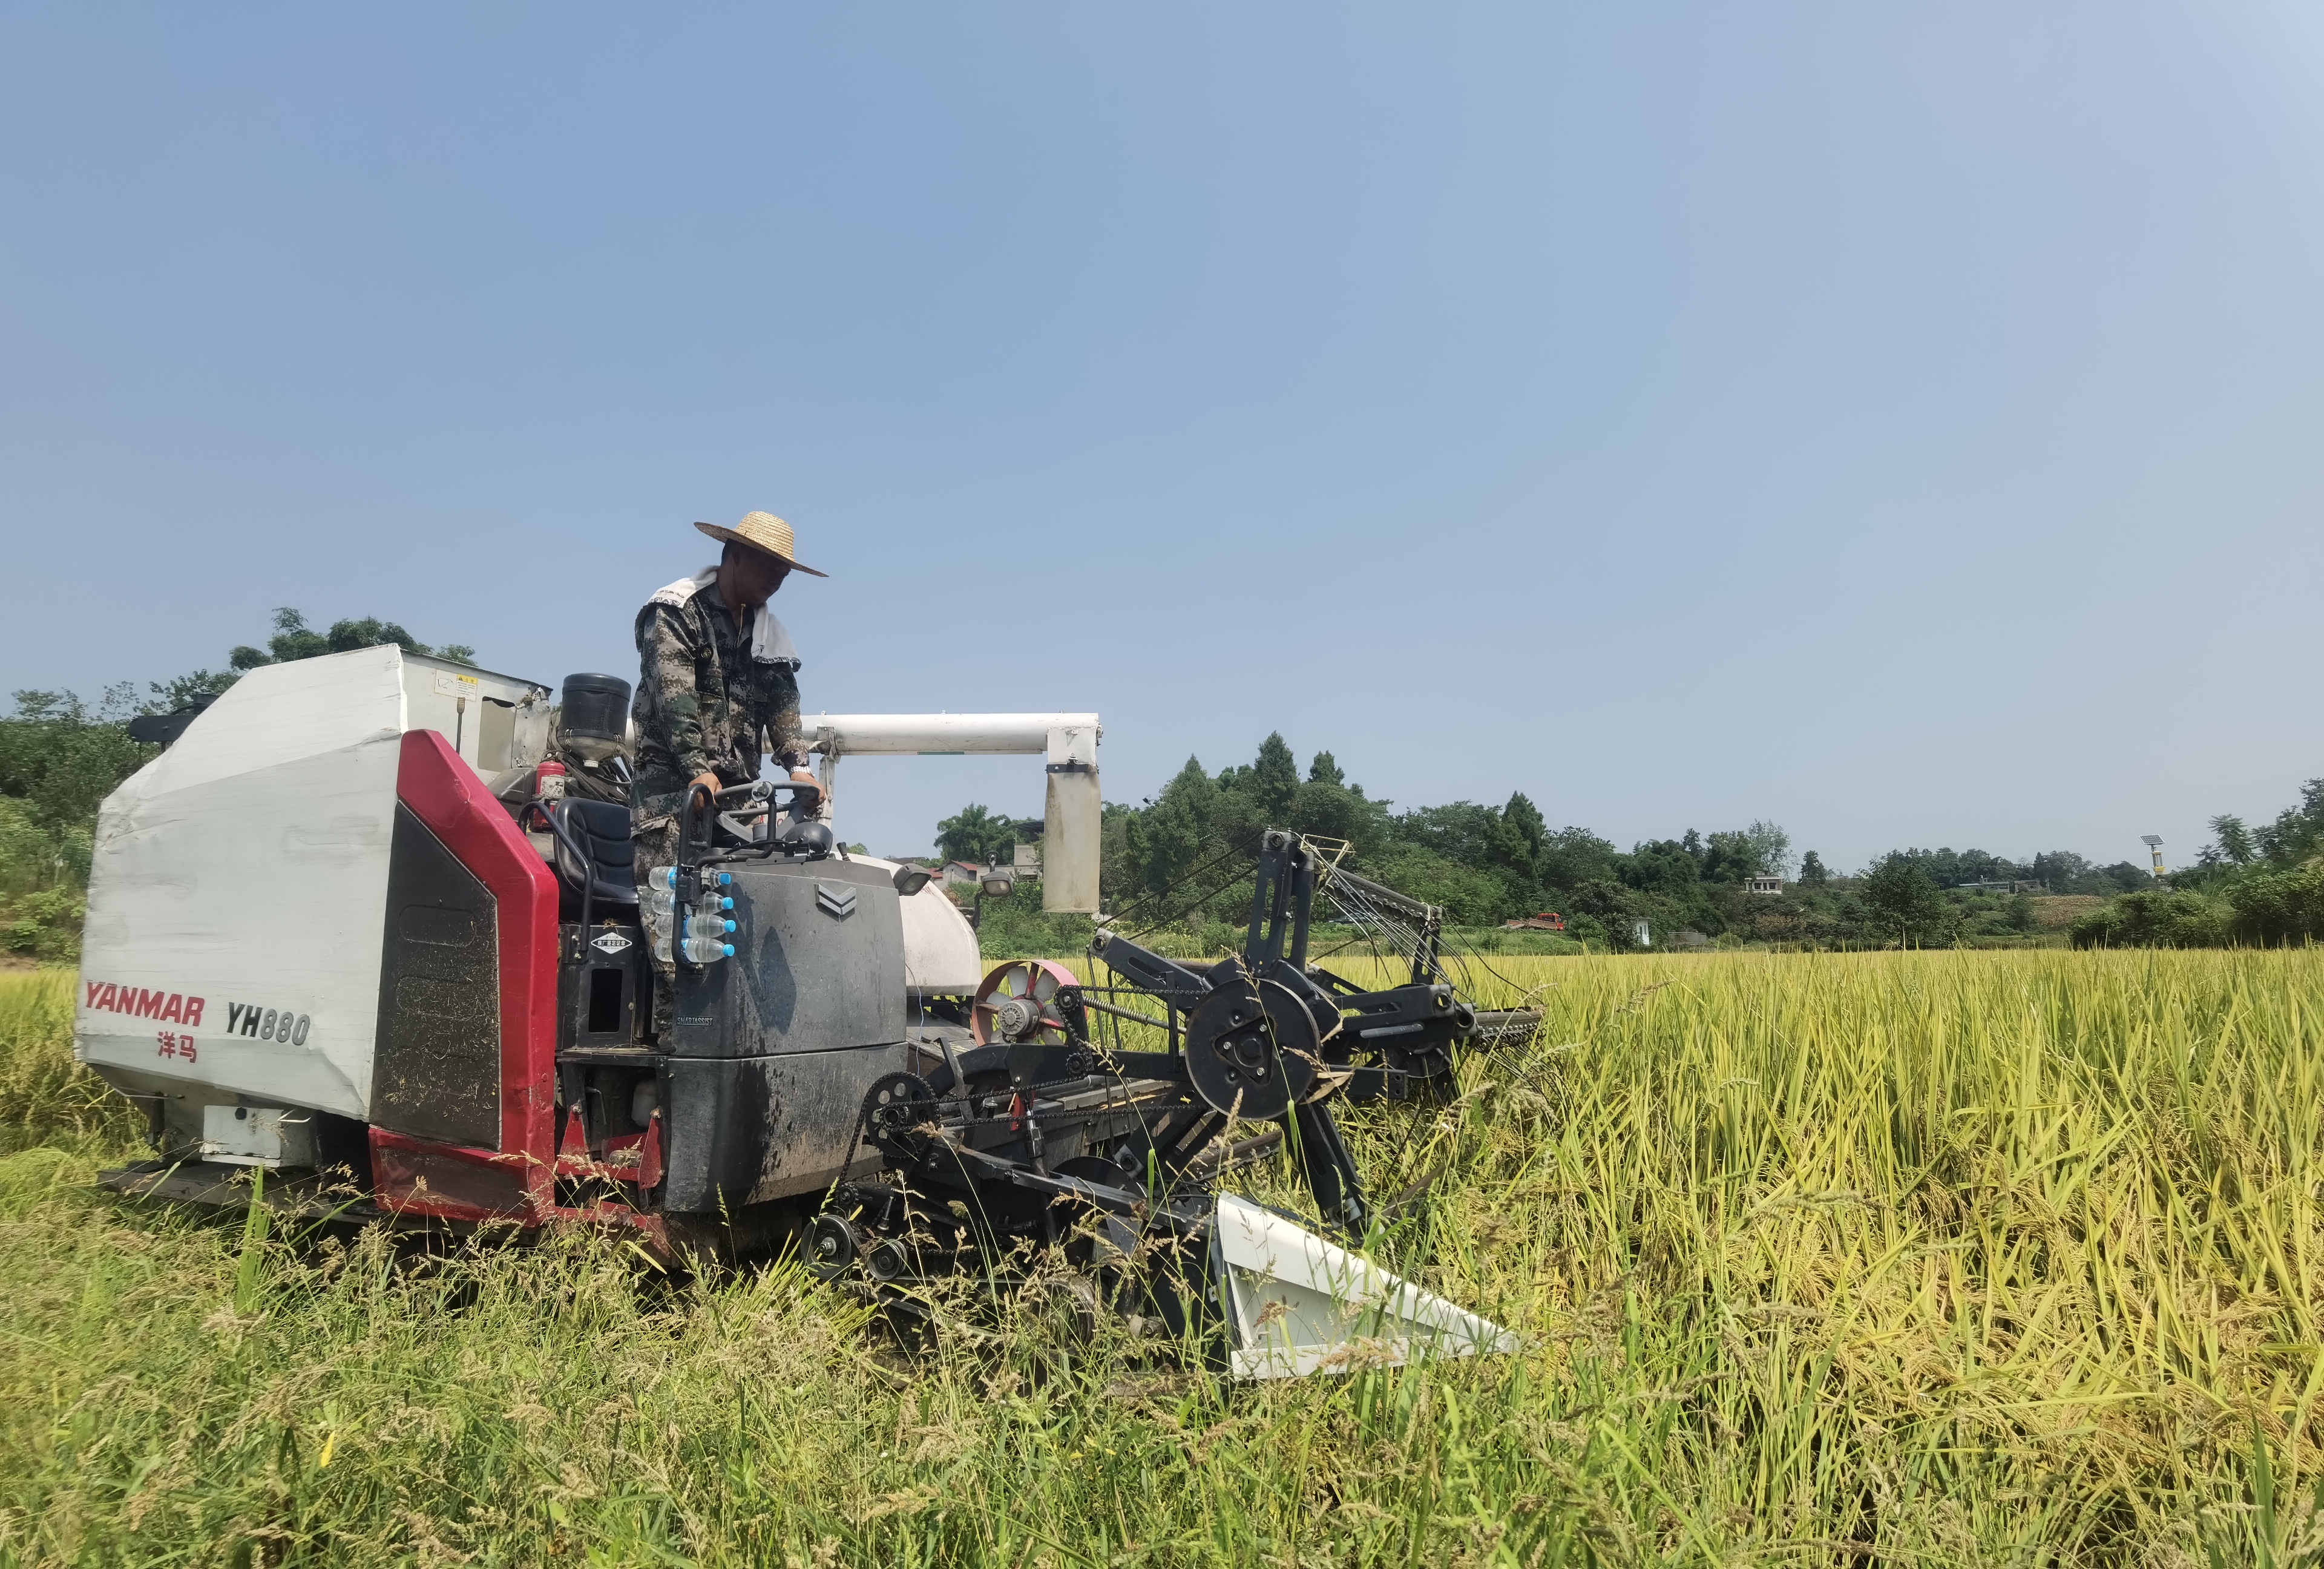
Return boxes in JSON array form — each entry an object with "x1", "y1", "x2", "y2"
[{"x1": 3, "y1": 5, "x2": 2319, "y2": 869}]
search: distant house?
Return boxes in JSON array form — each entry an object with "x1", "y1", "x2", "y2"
[
  {"x1": 941, "y1": 861, "x2": 984, "y2": 887},
  {"x1": 1502, "y1": 912, "x2": 1567, "y2": 932},
  {"x1": 1746, "y1": 876, "x2": 1784, "y2": 895}
]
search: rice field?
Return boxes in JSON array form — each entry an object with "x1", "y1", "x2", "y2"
[{"x1": 1, "y1": 949, "x2": 2320, "y2": 1565}]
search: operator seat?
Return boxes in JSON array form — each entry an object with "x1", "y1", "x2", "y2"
[{"x1": 545, "y1": 798, "x2": 638, "y2": 921}]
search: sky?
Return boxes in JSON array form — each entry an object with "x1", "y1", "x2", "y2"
[{"x1": 3, "y1": 4, "x2": 2320, "y2": 870}]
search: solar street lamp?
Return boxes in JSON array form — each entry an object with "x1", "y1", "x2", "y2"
[{"x1": 2141, "y1": 835, "x2": 2164, "y2": 878}]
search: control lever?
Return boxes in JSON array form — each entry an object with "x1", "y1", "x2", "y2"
[
  {"x1": 707, "y1": 778, "x2": 831, "y2": 857},
  {"x1": 713, "y1": 778, "x2": 822, "y2": 814}
]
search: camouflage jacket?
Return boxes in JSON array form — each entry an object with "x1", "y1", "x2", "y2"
[{"x1": 629, "y1": 569, "x2": 806, "y2": 817}]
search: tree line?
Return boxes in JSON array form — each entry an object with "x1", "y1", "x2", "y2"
[
  {"x1": 12, "y1": 625, "x2": 2305, "y2": 960},
  {"x1": 935, "y1": 733, "x2": 2162, "y2": 953},
  {"x1": 2065, "y1": 782, "x2": 2324, "y2": 948}
]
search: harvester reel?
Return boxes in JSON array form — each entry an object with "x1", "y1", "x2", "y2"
[
  {"x1": 971, "y1": 959, "x2": 1081, "y2": 1046},
  {"x1": 1183, "y1": 976, "x2": 1318, "y2": 1123}
]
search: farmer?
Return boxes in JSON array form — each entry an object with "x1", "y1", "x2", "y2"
[{"x1": 629, "y1": 510, "x2": 826, "y2": 1036}]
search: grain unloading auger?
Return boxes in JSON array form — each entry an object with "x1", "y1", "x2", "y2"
[{"x1": 74, "y1": 645, "x2": 1524, "y2": 1378}]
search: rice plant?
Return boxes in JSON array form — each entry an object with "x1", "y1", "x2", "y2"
[
  {"x1": 0, "y1": 951, "x2": 2317, "y2": 1565},
  {"x1": 0, "y1": 967, "x2": 141, "y2": 1157}
]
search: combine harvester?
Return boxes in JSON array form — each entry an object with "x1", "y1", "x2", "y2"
[{"x1": 77, "y1": 645, "x2": 1530, "y2": 1378}]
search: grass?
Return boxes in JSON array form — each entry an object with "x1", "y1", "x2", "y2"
[{"x1": 2, "y1": 950, "x2": 2321, "y2": 1565}]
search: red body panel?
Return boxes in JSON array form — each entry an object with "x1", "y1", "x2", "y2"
[
  {"x1": 370, "y1": 1128, "x2": 535, "y2": 1222},
  {"x1": 371, "y1": 729, "x2": 560, "y2": 1220},
  {"x1": 366, "y1": 730, "x2": 671, "y2": 1248}
]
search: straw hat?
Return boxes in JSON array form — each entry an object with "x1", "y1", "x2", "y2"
[{"x1": 693, "y1": 511, "x2": 828, "y2": 577}]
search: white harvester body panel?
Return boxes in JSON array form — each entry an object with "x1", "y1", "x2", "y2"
[
  {"x1": 1215, "y1": 1194, "x2": 1519, "y2": 1380},
  {"x1": 849, "y1": 857, "x2": 984, "y2": 994},
  {"x1": 74, "y1": 646, "x2": 551, "y2": 1121}
]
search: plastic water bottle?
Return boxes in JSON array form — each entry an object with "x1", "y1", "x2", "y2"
[
  {"x1": 642, "y1": 869, "x2": 676, "y2": 962},
  {"x1": 639, "y1": 866, "x2": 677, "y2": 923},
  {"x1": 685, "y1": 912, "x2": 737, "y2": 941},
  {"x1": 681, "y1": 935, "x2": 735, "y2": 964}
]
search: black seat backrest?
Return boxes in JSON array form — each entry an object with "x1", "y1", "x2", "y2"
[{"x1": 548, "y1": 798, "x2": 638, "y2": 915}]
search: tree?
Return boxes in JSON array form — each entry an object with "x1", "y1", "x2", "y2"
[
  {"x1": 1286, "y1": 776, "x2": 1381, "y2": 851},
  {"x1": 142, "y1": 607, "x2": 479, "y2": 717},
  {"x1": 933, "y1": 717, "x2": 2281, "y2": 952},
  {"x1": 1558, "y1": 872, "x2": 1676, "y2": 950},
  {"x1": 1138, "y1": 757, "x2": 1222, "y2": 897},
  {"x1": 2076, "y1": 775, "x2": 2324, "y2": 948},
  {"x1": 1539, "y1": 827, "x2": 1620, "y2": 890},
  {"x1": 2071, "y1": 889, "x2": 2229, "y2": 949},
  {"x1": 1883, "y1": 846, "x2": 2026, "y2": 888},
  {"x1": 2227, "y1": 863, "x2": 2324, "y2": 945},
  {"x1": 2207, "y1": 814, "x2": 2257, "y2": 868},
  {"x1": 1359, "y1": 847, "x2": 1511, "y2": 926},
  {"x1": 1501, "y1": 792, "x2": 1547, "y2": 870},
  {"x1": 1246, "y1": 732, "x2": 1299, "y2": 821},
  {"x1": 1744, "y1": 821, "x2": 1792, "y2": 878},
  {"x1": 1098, "y1": 800, "x2": 1143, "y2": 901},
  {"x1": 1624, "y1": 840, "x2": 1704, "y2": 898},
  {"x1": 0, "y1": 687, "x2": 151, "y2": 837},
  {"x1": 1700, "y1": 831, "x2": 1758, "y2": 885},
  {"x1": 935, "y1": 803, "x2": 1016, "y2": 866},
  {"x1": 2253, "y1": 781, "x2": 2324, "y2": 867},
  {"x1": 1394, "y1": 802, "x2": 1509, "y2": 870},
  {"x1": 229, "y1": 607, "x2": 474, "y2": 672},
  {"x1": 1859, "y1": 854, "x2": 1952, "y2": 946},
  {"x1": 1, "y1": 686, "x2": 153, "y2": 956},
  {"x1": 2030, "y1": 850, "x2": 2092, "y2": 895},
  {"x1": 142, "y1": 669, "x2": 240, "y2": 715}
]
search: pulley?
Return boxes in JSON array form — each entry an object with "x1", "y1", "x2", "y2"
[{"x1": 1181, "y1": 976, "x2": 1319, "y2": 1122}]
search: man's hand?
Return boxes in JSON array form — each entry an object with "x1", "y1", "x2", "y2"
[
  {"x1": 689, "y1": 771, "x2": 722, "y2": 800},
  {"x1": 788, "y1": 767, "x2": 827, "y2": 819}
]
